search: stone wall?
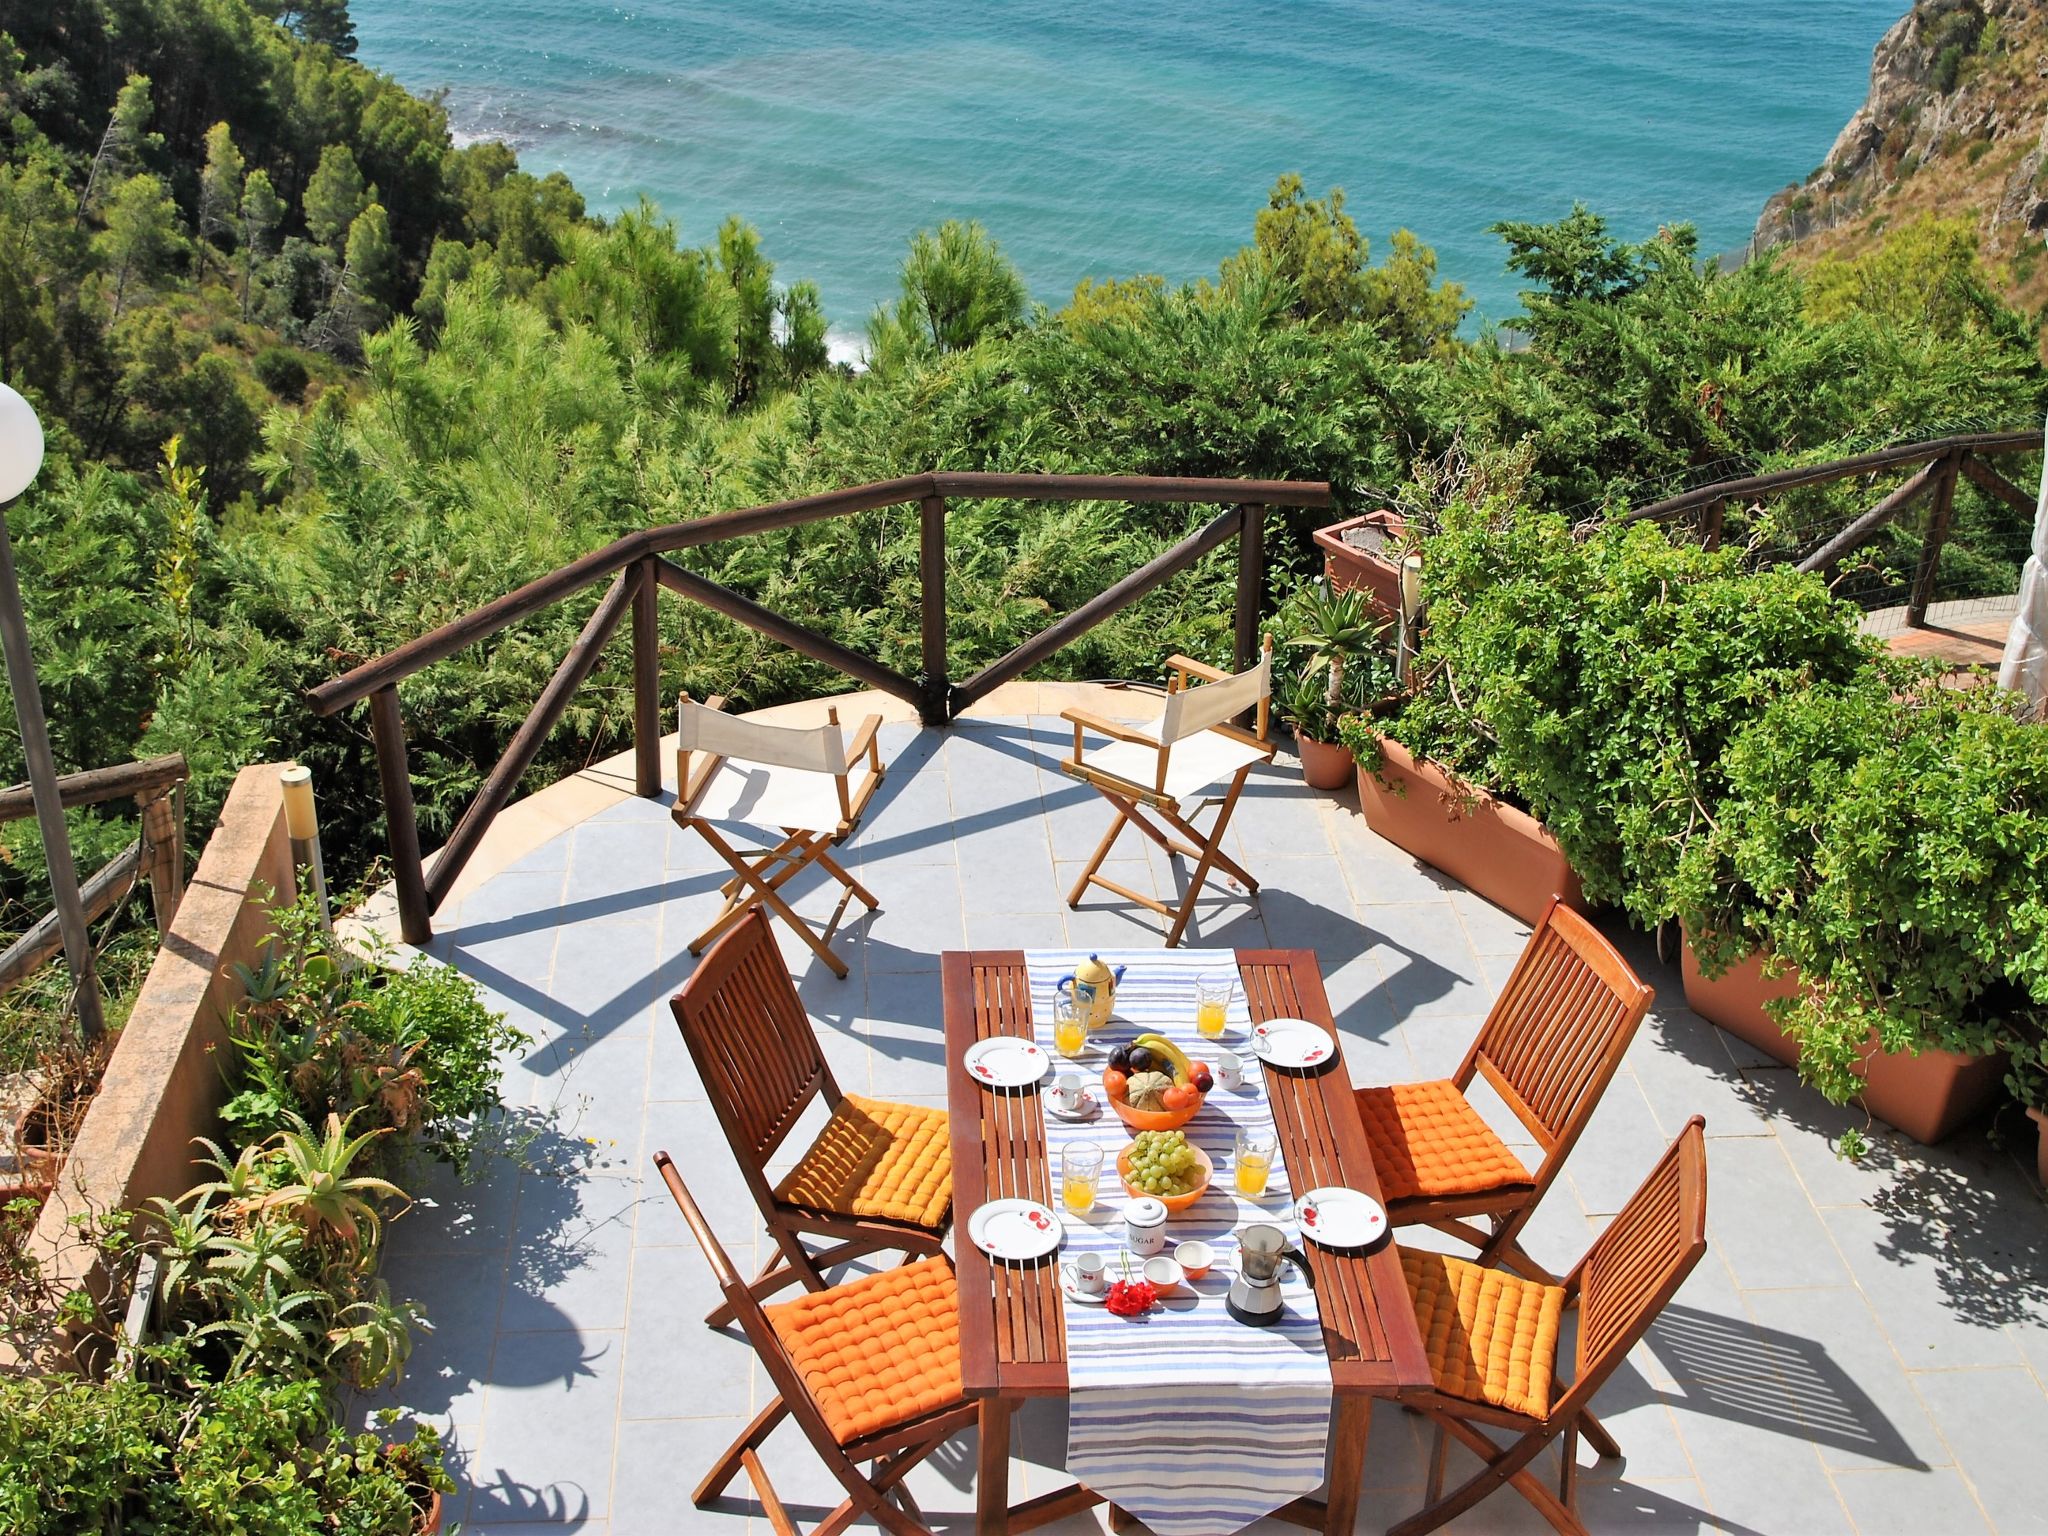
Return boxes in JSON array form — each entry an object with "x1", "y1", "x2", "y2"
[{"x1": 24, "y1": 762, "x2": 294, "y2": 1315}]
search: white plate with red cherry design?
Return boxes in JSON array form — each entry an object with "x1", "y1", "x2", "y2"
[
  {"x1": 962, "y1": 1036, "x2": 1050, "y2": 1089},
  {"x1": 1297, "y1": 1186, "x2": 1388, "y2": 1250},
  {"x1": 967, "y1": 1199, "x2": 1063, "y2": 1262},
  {"x1": 1249, "y1": 1017, "x2": 1337, "y2": 1070}
]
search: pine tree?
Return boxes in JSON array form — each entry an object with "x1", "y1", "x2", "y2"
[
  {"x1": 303, "y1": 144, "x2": 368, "y2": 250},
  {"x1": 77, "y1": 74, "x2": 162, "y2": 221},
  {"x1": 95, "y1": 173, "x2": 183, "y2": 317},
  {"x1": 238, "y1": 170, "x2": 284, "y2": 318},
  {"x1": 197, "y1": 122, "x2": 246, "y2": 273}
]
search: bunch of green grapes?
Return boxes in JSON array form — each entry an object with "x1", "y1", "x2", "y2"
[{"x1": 1128, "y1": 1130, "x2": 1203, "y2": 1196}]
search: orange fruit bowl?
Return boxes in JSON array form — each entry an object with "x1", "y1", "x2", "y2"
[
  {"x1": 1116, "y1": 1142, "x2": 1214, "y2": 1213},
  {"x1": 1107, "y1": 1093, "x2": 1203, "y2": 1133}
]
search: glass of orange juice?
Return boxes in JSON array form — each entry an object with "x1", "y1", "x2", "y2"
[
  {"x1": 1052, "y1": 994, "x2": 1087, "y2": 1059},
  {"x1": 1061, "y1": 1143, "x2": 1103, "y2": 1215},
  {"x1": 1234, "y1": 1126, "x2": 1275, "y2": 1198},
  {"x1": 1196, "y1": 972, "x2": 1233, "y2": 1039}
]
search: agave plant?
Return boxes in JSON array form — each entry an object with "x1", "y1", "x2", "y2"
[
  {"x1": 187, "y1": 1134, "x2": 278, "y2": 1214},
  {"x1": 329, "y1": 1278, "x2": 420, "y2": 1390},
  {"x1": 193, "y1": 1264, "x2": 328, "y2": 1379},
  {"x1": 259, "y1": 1111, "x2": 406, "y2": 1252}
]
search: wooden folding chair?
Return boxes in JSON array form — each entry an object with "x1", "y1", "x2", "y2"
[
  {"x1": 653, "y1": 1152, "x2": 975, "y2": 1535},
  {"x1": 1352, "y1": 897, "x2": 1653, "y2": 1282},
  {"x1": 1388, "y1": 1116, "x2": 1708, "y2": 1536},
  {"x1": 672, "y1": 907, "x2": 949, "y2": 1329},
  {"x1": 673, "y1": 694, "x2": 884, "y2": 978},
  {"x1": 1060, "y1": 639, "x2": 1276, "y2": 946}
]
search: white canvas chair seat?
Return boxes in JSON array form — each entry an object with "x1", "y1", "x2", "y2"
[
  {"x1": 691, "y1": 760, "x2": 850, "y2": 836},
  {"x1": 673, "y1": 696, "x2": 884, "y2": 979},
  {"x1": 1061, "y1": 642, "x2": 1276, "y2": 947},
  {"x1": 1086, "y1": 728, "x2": 1272, "y2": 804}
]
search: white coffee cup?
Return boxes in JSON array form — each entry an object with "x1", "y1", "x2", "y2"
[
  {"x1": 1216, "y1": 1049, "x2": 1246, "y2": 1090},
  {"x1": 1125, "y1": 1196, "x2": 1169, "y2": 1256},
  {"x1": 1070, "y1": 1251, "x2": 1108, "y2": 1295},
  {"x1": 1049, "y1": 1071, "x2": 1085, "y2": 1115}
]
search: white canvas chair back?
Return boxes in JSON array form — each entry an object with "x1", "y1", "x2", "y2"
[
  {"x1": 679, "y1": 697, "x2": 846, "y2": 774},
  {"x1": 1159, "y1": 650, "x2": 1270, "y2": 745}
]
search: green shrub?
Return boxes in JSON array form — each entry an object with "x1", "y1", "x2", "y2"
[
  {"x1": 252, "y1": 345, "x2": 310, "y2": 400},
  {"x1": 1674, "y1": 682, "x2": 2048, "y2": 1106}
]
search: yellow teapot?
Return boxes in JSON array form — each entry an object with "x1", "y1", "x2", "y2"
[{"x1": 1055, "y1": 953, "x2": 1127, "y2": 1032}]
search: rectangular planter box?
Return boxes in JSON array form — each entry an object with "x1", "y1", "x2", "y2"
[
  {"x1": 1679, "y1": 936, "x2": 2003, "y2": 1145},
  {"x1": 1313, "y1": 511, "x2": 1408, "y2": 624},
  {"x1": 1356, "y1": 735, "x2": 1586, "y2": 927}
]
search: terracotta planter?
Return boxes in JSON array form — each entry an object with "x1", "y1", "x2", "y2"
[
  {"x1": 1679, "y1": 936, "x2": 2004, "y2": 1145},
  {"x1": 1355, "y1": 735, "x2": 1586, "y2": 926},
  {"x1": 11, "y1": 1100, "x2": 65, "y2": 1185},
  {"x1": 1314, "y1": 511, "x2": 1408, "y2": 623},
  {"x1": 0, "y1": 1181, "x2": 50, "y2": 1250},
  {"x1": 1294, "y1": 731, "x2": 1354, "y2": 791},
  {"x1": 2027, "y1": 1107, "x2": 2048, "y2": 1190},
  {"x1": 418, "y1": 1490, "x2": 443, "y2": 1536}
]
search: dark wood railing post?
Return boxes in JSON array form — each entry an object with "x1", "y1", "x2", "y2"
[
  {"x1": 1235, "y1": 503, "x2": 1266, "y2": 674},
  {"x1": 368, "y1": 685, "x2": 430, "y2": 946},
  {"x1": 919, "y1": 493, "x2": 949, "y2": 724},
  {"x1": 1907, "y1": 448, "x2": 1965, "y2": 629},
  {"x1": 631, "y1": 556, "x2": 662, "y2": 797},
  {"x1": 1701, "y1": 499, "x2": 1724, "y2": 552}
]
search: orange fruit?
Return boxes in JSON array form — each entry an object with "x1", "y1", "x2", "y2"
[
  {"x1": 1161, "y1": 1083, "x2": 1196, "y2": 1112},
  {"x1": 1104, "y1": 1068, "x2": 1129, "y2": 1101}
]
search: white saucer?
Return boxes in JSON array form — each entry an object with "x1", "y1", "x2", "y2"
[
  {"x1": 966, "y1": 1198, "x2": 1063, "y2": 1262},
  {"x1": 1250, "y1": 1017, "x2": 1338, "y2": 1070},
  {"x1": 1297, "y1": 1186, "x2": 1389, "y2": 1250},
  {"x1": 1060, "y1": 1265, "x2": 1112, "y2": 1305},
  {"x1": 1044, "y1": 1091, "x2": 1102, "y2": 1123},
  {"x1": 964, "y1": 1036, "x2": 1051, "y2": 1089}
]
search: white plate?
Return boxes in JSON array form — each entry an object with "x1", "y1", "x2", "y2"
[
  {"x1": 1297, "y1": 1186, "x2": 1388, "y2": 1250},
  {"x1": 1250, "y1": 1017, "x2": 1338, "y2": 1070},
  {"x1": 967, "y1": 1198, "x2": 1063, "y2": 1262},
  {"x1": 1044, "y1": 1091, "x2": 1102, "y2": 1123},
  {"x1": 1060, "y1": 1265, "x2": 1112, "y2": 1305},
  {"x1": 963, "y1": 1036, "x2": 1051, "y2": 1089}
]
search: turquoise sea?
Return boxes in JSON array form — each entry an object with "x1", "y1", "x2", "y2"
[{"x1": 352, "y1": 0, "x2": 1902, "y2": 351}]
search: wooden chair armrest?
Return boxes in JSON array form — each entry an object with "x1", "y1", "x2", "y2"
[
  {"x1": 1064, "y1": 759, "x2": 1170, "y2": 808},
  {"x1": 1165, "y1": 654, "x2": 1230, "y2": 685},
  {"x1": 1059, "y1": 707, "x2": 1161, "y2": 750},
  {"x1": 700, "y1": 694, "x2": 729, "y2": 714},
  {"x1": 1205, "y1": 721, "x2": 1279, "y2": 754},
  {"x1": 844, "y1": 713, "x2": 883, "y2": 770}
]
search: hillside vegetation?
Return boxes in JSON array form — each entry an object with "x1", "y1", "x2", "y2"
[
  {"x1": 1754, "y1": 0, "x2": 2048, "y2": 325},
  {"x1": 0, "y1": 0, "x2": 2044, "y2": 1032}
]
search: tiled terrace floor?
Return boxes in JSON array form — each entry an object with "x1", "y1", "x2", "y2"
[{"x1": 356, "y1": 713, "x2": 2048, "y2": 1535}]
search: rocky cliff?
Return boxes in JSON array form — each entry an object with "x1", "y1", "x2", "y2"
[{"x1": 1754, "y1": 0, "x2": 2048, "y2": 309}]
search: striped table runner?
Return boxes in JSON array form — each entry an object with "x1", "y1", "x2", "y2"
[{"x1": 1025, "y1": 950, "x2": 1332, "y2": 1536}]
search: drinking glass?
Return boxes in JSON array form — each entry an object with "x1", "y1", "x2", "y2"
[
  {"x1": 1052, "y1": 994, "x2": 1087, "y2": 1059},
  {"x1": 1234, "y1": 1126, "x2": 1276, "y2": 1198},
  {"x1": 1195, "y1": 972, "x2": 1233, "y2": 1039},
  {"x1": 1061, "y1": 1143, "x2": 1104, "y2": 1215}
]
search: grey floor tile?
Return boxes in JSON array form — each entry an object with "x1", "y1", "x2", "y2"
[
  {"x1": 501, "y1": 1175, "x2": 645, "y2": 1334},
  {"x1": 1822, "y1": 1202, "x2": 2023, "y2": 1371},
  {"x1": 1830, "y1": 1466, "x2": 1992, "y2": 1535},
  {"x1": 968, "y1": 910, "x2": 1072, "y2": 949},
  {"x1": 610, "y1": 1417, "x2": 752, "y2": 1533},
  {"x1": 1567, "y1": 1478, "x2": 1720, "y2": 1535},
  {"x1": 617, "y1": 1245, "x2": 752, "y2": 1422},
  {"x1": 1912, "y1": 1367, "x2": 2048, "y2": 1531},
  {"x1": 1448, "y1": 888, "x2": 1533, "y2": 959},
  {"x1": 1567, "y1": 1073, "x2": 1675, "y2": 1217},
  {"x1": 362, "y1": 1246, "x2": 508, "y2": 1427},
  {"x1": 1737, "y1": 1286, "x2": 1951, "y2": 1474},
  {"x1": 1673, "y1": 1402, "x2": 1854, "y2": 1534},
  {"x1": 473, "y1": 1328, "x2": 625, "y2": 1524},
  {"x1": 1699, "y1": 1136, "x2": 1851, "y2": 1290},
  {"x1": 1626, "y1": 1006, "x2": 1774, "y2": 1141}
]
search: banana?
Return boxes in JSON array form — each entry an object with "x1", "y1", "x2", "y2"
[{"x1": 1132, "y1": 1032, "x2": 1193, "y2": 1083}]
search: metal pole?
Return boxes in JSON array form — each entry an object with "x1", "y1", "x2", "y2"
[{"x1": 0, "y1": 493, "x2": 103, "y2": 1039}]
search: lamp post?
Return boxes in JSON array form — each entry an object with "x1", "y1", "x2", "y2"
[{"x1": 0, "y1": 384, "x2": 103, "y2": 1040}]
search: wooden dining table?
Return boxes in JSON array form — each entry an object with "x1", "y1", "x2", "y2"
[{"x1": 941, "y1": 948, "x2": 1434, "y2": 1535}]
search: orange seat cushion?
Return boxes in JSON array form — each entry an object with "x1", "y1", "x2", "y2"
[
  {"x1": 767, "y1": 1256, "x2": 963, "y2": 1444},
  {"x1": 1354, "y1": 1080, "x2": 1533, "y2": 1202},
  {"x1": 774, "y1": 1094, "x2": 953, "y2": 1229},
  {"x1": 1401, "y1": 1247, "x2": 1565, "y2": 1419}
]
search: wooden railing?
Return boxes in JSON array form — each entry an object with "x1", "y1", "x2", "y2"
[
  {"x1": 308, "y1": 473, "x2": 1336, "y2": 945},
  {"x1": 1622, "y1": 429, "x2": 2039, "y2": 625},
  {"x1": 0, "y1": 753, "x2": 187, "y2": 992}
]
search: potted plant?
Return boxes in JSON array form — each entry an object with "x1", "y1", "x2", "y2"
[
  {"x1": 1673, "y1": 681, "x2": 2045, "y2": 1144},
  {"x1": 1272, "y1": 580, "x2": 1393, "y2": 791},
  {"x1": 11, "y1": 1035, "x2": 110, "y2": 1186},
  {"x1": 1313, "y1": 508, "x2": 1410, "y2": 621}
]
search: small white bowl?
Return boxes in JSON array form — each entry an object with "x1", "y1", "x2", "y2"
[
  {"x1": 1142, "y1": 1255, "x2": 1185, "y2": 1293},
  {"x1": 1173, "y1": 1239, "x2": 1215, "y2": 1280}
]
